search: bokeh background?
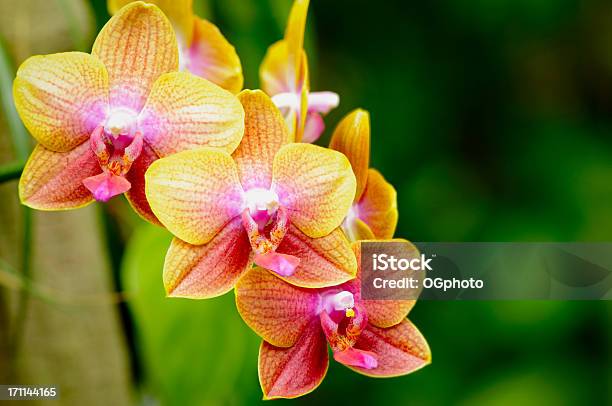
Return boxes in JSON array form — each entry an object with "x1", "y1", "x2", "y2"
[{"x1": 0, "y1": 0, "x2": 610, "y2": 404}]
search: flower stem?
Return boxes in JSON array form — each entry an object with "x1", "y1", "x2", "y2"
[{"x1": 0, "y1": 160, "x2": 25, "y2": 183}]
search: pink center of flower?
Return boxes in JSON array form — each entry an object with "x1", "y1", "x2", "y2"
[
  {"x1": 319, "y1": 290, "x2": 378, "y2": 370},
  {"x1": 82, "y1": 108, "x2": 143, "y2": 202},
  {"x1": 241, "y1": 188, "x2": 300, "y2": 277}
]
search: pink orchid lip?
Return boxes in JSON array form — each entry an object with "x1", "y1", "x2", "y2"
[{"x1": 83, "y1": 106, "x2": 145, "y2": 202}]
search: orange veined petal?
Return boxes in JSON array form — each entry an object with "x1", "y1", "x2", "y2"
[
  {"x1": 232, "y1": 90, "x2": 290, "y2": 190},
  {"x1": 258, "y1": 322, "x2": 329, "y2": 400},
  {"x1": 329, "y1": 109, "x2": 370, "y2": 201},
  {"x1": 235, "y1": 267, "x2": 319, "y2": 348},
  {"x1": 349, "y1": 319, "x2": 431, "y2": 378},
  {"x1": 93, "y1": 1, "x2": 179, "y2": 111},
  {"x1": 272, "y1": 143, "x2": 356, "y2": 238},
  {"x1": 351, "y1": 240, "x2": 416, "y2": 328},
  {"x1": 13, "y1": 52, "x2": 109, "y2": 152},
  {"x1": 164, "y1": 216, "x2": 252, "y2": 299},
  {"x1": 275, "y1": 225, "x2": 357, "y2": 288},
  {"x1": 107, "y1": 0, "x2": 194, "y2": 46},
  {"x1": 358, "y1": 169, "x2": 398, "y2": 239},
  {"x1": 145, "y1": 148, "x2": 244, "y2": 245},
  {"x1": 186, "y1": 17, "x2": 243, "y2": 94},
  {"x1": 138, "y1": 71, "x2": 244, "y2": 158},
  {"x1": 19, "y1": 142, "x2": 101, "y2": 210}
]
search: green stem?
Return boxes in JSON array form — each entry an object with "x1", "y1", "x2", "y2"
[{"x1": 0, "y1": 160, "x2": 25, "y2": 183}]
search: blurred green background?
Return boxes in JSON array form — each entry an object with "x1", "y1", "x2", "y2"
[{"x1": 0, "y1": 0, "x2": 610, "y2": 405}]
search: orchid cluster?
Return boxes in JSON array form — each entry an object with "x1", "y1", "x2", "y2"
[{"x1": 13, "y1": 0, "x2": 430, "y2": 399}]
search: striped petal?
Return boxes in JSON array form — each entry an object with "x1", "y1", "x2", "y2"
[
  {"x1": 93, "y1": 2, "x2": 178, "y2": 111},
  {"x1": 235, "y1": 266, "x2": 319, "y2": 348},
  {"x1": 232, "y1": 90, "x2": 289, "y2": 190},
  {"x1": 258, "y1": 320, "x2": 328, "y2": 400},
  {"x1": 19, "y1": 142, "x2": 100, "y2": 210},
  {"x1": 145, "y1": 148, "x2": 244, "y2": 245},
  {"x1": 125, "y1": 142, "x2": 160, "y2": 224},
  {"x1": 186, "y1": 17, "x2": 243, "y2": 94},
  {"x1": 358, "y1": 169, "x2": 398, "y2": 239},
  {"x1": 275, "y1": 225, "x2": 357, "y2": 288},
  {"x1": 139, "y1": 71, "x2": 244, "y2": 157},
  {"x1": 351, "y1": 240, "x2": 416, "y2": 328},
  {"x1": 13, "y1": 52, "x2": 108, "y2": 152},
  {"x1": 108, "y1": 0, "x2": 194, "y2": 46},
  {"x1": 163, "y1": 216, "x2": 252, "y2": 298},
  {"x1": 272, "y1": 143, "x2": 356, "y2": 238},
  {"x1": 348, "y1": 319, "x2": 431, "y2": 377}
]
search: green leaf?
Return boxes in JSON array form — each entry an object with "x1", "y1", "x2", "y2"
[{"x1": 122, "y1": 223, "x2": 263, "y2": 405}]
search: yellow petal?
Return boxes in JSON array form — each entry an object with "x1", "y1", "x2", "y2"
[
  {"x1": 186, "y1": 17, "x2": 243, "y2": 94},
  {"x1": 329, "y1": 109, "x2": 370, "y2": 201},
  {"x1": 19, "y1": 142, "x2": 100, "y2": 210},
  {"x1": 13, "y1": 52, "x2": 109, "y2": 152},
  {"x1": 343, "y1": 216, "x2": 375, "y2": 242},
  {"x1": 145, "y1": 148, "x2": 244, "y2": 245},
  {"x1": 93, "y1": 1, "x2": 178, "y2": 111},
  {"x1": 284, "y1": 0, "x2": 309, "y2": 80},
  {"x1": 139, "y1": 71, "x2": 244, "y2": 157},
  {"x1": 108, "y1": 0, "x2": 194, "y2": 47},
  {"x1": 359, "y1": 169, "x2": 398, "y2": 239},
  {"x1": 232, "y1": 90, "x2": 289, "y2": 190},
  {"x1": 272, "y1": 143, "x2": 356, "y2": 238}
]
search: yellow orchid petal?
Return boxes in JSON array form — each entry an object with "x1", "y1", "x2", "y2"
[
  {"x1": 358, "y1": 169, "x2": 398, "y2": 239},
  {"x1": 260, "y1": 40, "x2": 290, "y2": 96},
  {"x1": 329, "y1": 109, "x2": 370, "y2": 201},
  {"x1": 186, "y1": 17, "x2": 243, "y2": 94},
  {"x1": 93, "y1": 1, "x2": 178, "y2": 111},
  {"x1": 139, "y1": 71, "x2": 244, "y2": 157},
  {"x1": 232, "y1": 90, "x2": 290, "y2": 190},
  {"x1": 272, "y1": 143, "x2": 356, "y2": 238},
  {"x1": 343, "y1": 217, "x2": 375, "y2": 242},
  {"x1": 13, "y1": 52, "x2": 109, "y2": 152},
  {"x1": 163, "y1": 217, "x2": 252, "y2": 299},
  {"x1": 284, "y1": 0, "x2": 309, "y2": 81},
  {"x1": 145, "y1": 148, "x2": 244, "y2": 245},
  {"x1": 19, "y1": 142, "x2": 100, "y2": 210}
]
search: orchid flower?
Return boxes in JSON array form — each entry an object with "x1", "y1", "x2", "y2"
[
  {"x1": 329, "y1": 109, "x2": 399, "y2": 241},
  {"x1": 235, "y1": 240, "x2": 431, "y2": 399},
  {"x1": 108, "y1": 0, "x2": 243, "y2": 93},
  {"x1": 14, "y1": 2, "x2": 244, "y2": 223},
  {"x1": 260, "y1": 0, "x2": 339, "y2": 143},
  {"x1": 144, "y1": 90, "x2": 357, "y2": 298}
]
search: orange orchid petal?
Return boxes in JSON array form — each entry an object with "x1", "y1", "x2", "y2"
[
  {"x1": 186, "y1": 17, "x2": 243, "y2": 94},
  {"x1": 145, "y1": 148, "x2": 244, "y2": 245},
  {"x1": 329, "y1": 109, "x2": 370, "y2": 201},
  {"x1": 276, "y1": 225, "x2": 357, "y2": 288},
  {"x1": 124, "y1": 142, "x2": 160, "y2": 225},
  {"x1": 284, "y1": 0, "x2": 309, "y2": 84},
  {"x1": 258, "y1": 320, "x2": 328, "y2": 400},
  {"x1": 139, "y1": 71, "x2": 244, "y2": 157},
  {"x1": 349, "y1": 319, "x2": 431, "y2": 377},
  {"x1": 235, "y1": 267, "x2": 319, "y2": 348},
  {"x1": 232, "y1": 90, "x2": 289, "y2": 190},
  {"x1": 351, "y1": 240, "x2": 416, "y2": 328},
  {"x1": 272, "y1": 143, "x2": 356, "y2": 238},
  {"x1": 93, "y1": 2, "x2": 178, "y2": 111},
  {"x1": 164, "y1": 217, "x2": 252, "y2": 298},
  {"x1": 19, "y1": 142, "x2": 100, "y2": 210},
  {"x1": 358, "y1": 169, "x2": 398, "y2": 239},
  {"x1": 13, "y1": 52, "x2": 109, "y2": 152}
]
